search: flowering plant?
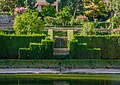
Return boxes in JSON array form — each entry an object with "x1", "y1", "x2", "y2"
[{"x1": 14, "y1": 7, "x2": 27, "y2": 15}]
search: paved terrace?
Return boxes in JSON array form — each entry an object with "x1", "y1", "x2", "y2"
[{"x1": 0, "y1": 68, "x2": 120, "y2": 74}]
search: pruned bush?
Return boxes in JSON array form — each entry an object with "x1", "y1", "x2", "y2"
[
  {"x1": 74, "y1": 35, "x2": 120, "y2": 59},
  {"x1": 0, "y1": 34, "x2": 45, "y2": 59},
  {"x1": 14, "y1": 9, "x2": 44, "y2": 35},
  {"x1": 19, "y1": 38, "x2": 54, "y2": 59},
  {"x1": 81, "y1": 22, "x2": 96, "y2": 35}
]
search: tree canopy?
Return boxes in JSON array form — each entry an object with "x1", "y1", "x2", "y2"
[
  {"x1": 56, "y1": 6, "x2": 72, "y2": 26},
  {"x1": 46, "y1": 0, "x2": 56, "y2": 4},
  {"x1": 0, "y1": 0, "x2": 16, "y2": 13},
  {"x1": 41, "y1": 5, "x2": 56, "y2": 17},
  {"x1": 24, "y1": 0, "x2": 36, "y2": 9}
]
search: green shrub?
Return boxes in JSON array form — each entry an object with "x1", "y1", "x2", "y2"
[
  {"x1": 19, "y1": 39, "x2": 54, "y2": 60},
  {"x1": 74, "y1": 35, "x2": 120, "y2": 59},
  {"x1": 44, "y1": 16, "x2": 56, "y2": 26},
  {"x1": 41, "y1": 5, "x2": 56, "y2": 17},
  {"x1": 87, "y1": 48, "x2": 101, "y2": 59},
  {"x1": 18, "y1": 48, "x2": 30, "y2": 59},
  {"x1": 56, "y1": 6, "x2": 72, "y2": 26},
  {"x1": 0, "y1": 34, "x2": 46, "y2": 59},
  {"x1": 41, "y1": 39, "x2": 54, "y2": 59},
  {"x1": 30, "y1": 43, "x2": 45, "y2": 59},
  {"x1": 14, "y1": 9, "x2": 44, "y2": 35},
  {"x1": 69, "y1": 39, "x2": 101, "y2": 59},
  {"x1": 69, "y1": 39, "x2": 78, "y2": 58},
  {"x1": 95, "y1": 22, "x2": 110, "y2": 29},
  {"x1": 81, "y1": 22, "x2": 96, "y2": 35}
]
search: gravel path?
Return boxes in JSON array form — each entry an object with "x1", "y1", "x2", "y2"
[{"x1": 0, "y1": 68, "x2": 120, "y2": 74}]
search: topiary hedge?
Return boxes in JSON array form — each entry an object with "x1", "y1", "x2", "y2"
[
  {"x1": 0, "y1": 34, "x2": 46, "y2": 59},
  {"x1": 19, "y1": 39, "x2": 54, "y2": 59},
  {"x1": 74, "y1": 35, "x2": 120, "y2": 59},
  {"x1": 69, "y1": 39, "x2": 101, "y2": 59}
]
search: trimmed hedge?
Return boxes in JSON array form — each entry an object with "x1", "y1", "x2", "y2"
[
  {"x1": 0, "y1": 34, "x2": 46, "y2": 59},
  {"x1": 30, "y1": 43, "x2": 45, "y2": 59},
  {"x1": 19, "y1": 39, "x2": 54, "y2": 59},
  {"x1": 74, "y1": 35, "x2": 120, "y2": 59},
  {"x1": 19, "y1": 48, "x2": 30, "y2": 59},
  {"x1": 69, "y1": 39, "x2": 101, "y2": 59}
]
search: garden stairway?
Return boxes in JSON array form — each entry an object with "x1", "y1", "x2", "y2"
[
  {"x1": 54, "y1": 36, "x2": 69, "y2": 59},
  {"x1": 53, "y1": 48, "x2": 69, "y2": 59},
  {"x1": 54, "y1": 48, "x2": 69, "y2": 55}
]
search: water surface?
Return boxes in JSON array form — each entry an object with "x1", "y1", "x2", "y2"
[{"x1": 0, "y1": 74, "x2": 120, "y2": 85}]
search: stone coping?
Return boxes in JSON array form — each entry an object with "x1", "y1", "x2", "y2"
[{"x1": 0, "y1": 68, "x2": 120, "y2": 74}]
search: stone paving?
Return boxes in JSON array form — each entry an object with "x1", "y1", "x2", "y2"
[{"x1": 0, "y1": 68, "x2": 120, "y2": 74}]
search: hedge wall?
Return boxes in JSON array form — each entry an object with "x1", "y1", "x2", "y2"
[
  {"x1": 0, "y1": 34, "x2": 46, "y2": 59},
  {"x1": 19, "y1": 39, "x2": 54, "y2": 59},
  {"x1": 74, "y1": 35, "x2": 120, "y2": 59},
  {"x1": 69, "y1": 39, "x2": 101, "y2": 59}
]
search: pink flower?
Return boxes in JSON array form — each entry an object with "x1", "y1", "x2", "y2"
[{"x1": 14, "y1": 7, "x2": 27, "y2": 14}]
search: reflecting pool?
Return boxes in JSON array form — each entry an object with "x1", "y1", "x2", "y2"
[{"x1": 0, "y1": 74, "x2": 120, "y2": 85}]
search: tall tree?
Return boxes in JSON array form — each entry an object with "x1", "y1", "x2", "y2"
[
  {"x1": 59, "y1": 0, "x2": 83, "y2": 17},
  {"x1": 84, "y1": 0, "x2": 108, "y2": 21},
  {"x1": 56, "y1": 6, "x2": 72, "y2": 26},
  {"x1": 105, "y1": 0, "x2": 120, "y2": 29},
  {"x1": 105, "y1": 0, "x2": 120, "y2": 17},
  {"x1": 41, "y1": 5, "x2": 56, "y2": 17},
  {"x1": 16, "y1": 0, "x2": 25, "y2": 7},
  {"x1": 24, "y1": 0, "x2": 36, "y2": 9},
  {"x1": 69, "y1": 0, "x2": 83, "y2": 17},
  {"x1": 0, "y1": 0, "x2": 16, "y2": 13},
  {"x1": 46, "y1": 0, "x2": 56, "y2": 5}
]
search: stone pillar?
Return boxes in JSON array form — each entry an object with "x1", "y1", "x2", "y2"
[
  {"x1": 56, "y1": 4, "x2": 58, "y2": 12},
  {"x1": 37, "y1": 5, "x2": 42, "y2": 12}
]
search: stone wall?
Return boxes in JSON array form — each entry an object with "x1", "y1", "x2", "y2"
[{"x1": 0, "y1": 15, "x2": 14, "y2": 28}]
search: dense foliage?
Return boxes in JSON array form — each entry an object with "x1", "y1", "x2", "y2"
[
  {"x1": 41, "y1": 5, "x2": 56, "y2": 17},
  {"x1": 56, "y1": 6, "x2": 72, "y2": 26},
  {"x1": 16, "y1": 0, "x2": 25, "y2": 7},
  {"x1": 74, "y1": 35, "x2": 120, "y2": 59},
  {"x1": 24, "y1": 0, "x2": 36, "y2": 9},
  {"x1": 59, "y1": 0, "x2": 83, "y2": 17},
  {"x1": 46, "y1": 0, "x2": 56, "y2": 4},
  {"x1": 14, "y1": 9, "x2": 44, "y2": 34},
  {"x1": 0, "y1": 34, "x2": 45, "y2": 59},
  {"x1": 0, "y1": 0, "x2": 16, "y2": 13},
  {"x1": 19, "y1": 38, "x2": 54, "y2": 59},
  {"x1": 84, "y1": 0, "x2": 108, "y2": 21},
  {"x1": 81, "y1": 22, "x2": 95, "y2": 35}
]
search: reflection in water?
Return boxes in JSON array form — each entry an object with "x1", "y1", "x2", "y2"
[
  {"x1": 0, "y1": 78, "x2": 119, "y2": 85},
  {"x1": 53, "y1": 81, "x2": 69, "y2": 85}
]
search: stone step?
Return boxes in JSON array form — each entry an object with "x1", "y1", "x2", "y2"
[{"x1": 54, "y1": 48, "x2": 69, "y2": 55}]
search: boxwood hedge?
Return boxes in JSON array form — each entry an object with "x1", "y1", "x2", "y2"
[
  {"x1": 0, "y1": 34, "x2": 46, "y2": 59},
  {"x1": 74, "y1": 35, "x2": 120, "y2": 59}
]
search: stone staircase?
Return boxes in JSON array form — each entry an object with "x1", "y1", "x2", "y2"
[
  {"x1": 53, "y1": 36, "x2": 69, "y2": 59},
  {"x1": 54, "y1": 48, "x2": 69, "y2": 55},
  {"x1": 53, "y1": 48, "x2": 69, "y2": 59}
]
